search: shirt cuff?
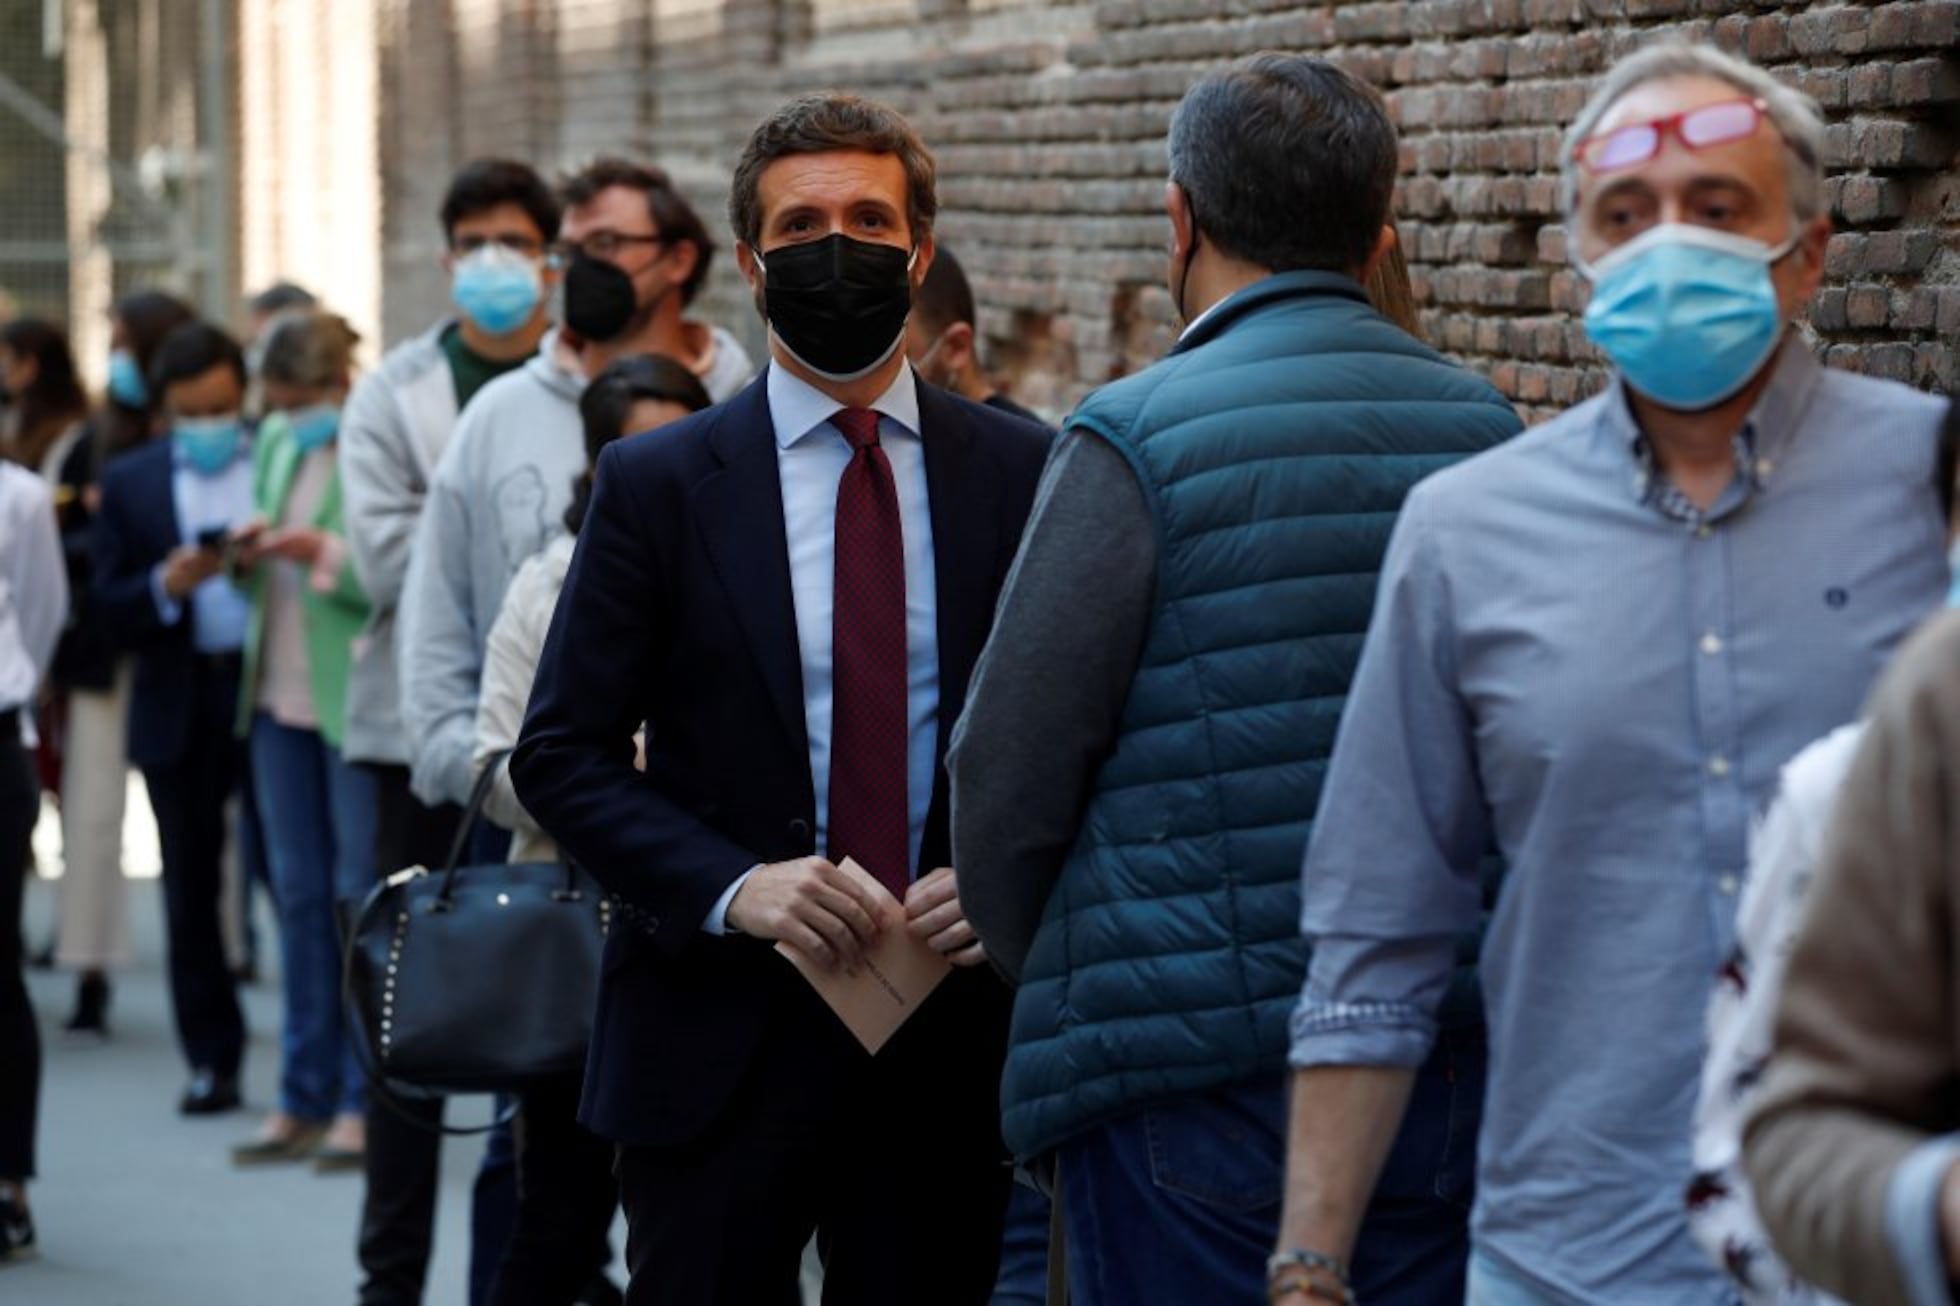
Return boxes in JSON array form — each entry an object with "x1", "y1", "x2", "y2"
[
  {"x1": 150, "y1": 563, "x2": 183, "y2": 625},
  {"x1": 701, "y1": 866, "x2": 760, "y2": 935},
  {"x1": 1884, "y1": 1133, "x2": 1960, "y2": 1306}
]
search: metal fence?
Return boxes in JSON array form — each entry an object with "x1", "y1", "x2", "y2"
[{"x1": 0, "y1": 0, "x2": 234, "y2": 385}]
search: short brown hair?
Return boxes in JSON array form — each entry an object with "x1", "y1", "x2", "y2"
[
  {"x1": 559, "y1": 158, "x2": 716, "y2": 306},
  {"x1": 728, "y1": 94, "x2": 937, "y2": 251}
]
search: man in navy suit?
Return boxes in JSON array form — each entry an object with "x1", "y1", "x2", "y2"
[
  {"x1": 92, "y1": 321, "x2": 254, "y2": 1114},
  {"x1": 512, "y1": 95, "x2": 1050, "y2": 1305}
]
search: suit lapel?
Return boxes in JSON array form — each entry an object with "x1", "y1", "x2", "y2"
[
  {"x1": 919, "y1": 384, "x2": 999, "y2": 825},
  {"x1": 692, "y1": 377, "x2": 811, "y2": 764}
]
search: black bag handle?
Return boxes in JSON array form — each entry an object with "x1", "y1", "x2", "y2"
[{"x1": 436, "y1": 750, "x2": 579, "y2": 904}]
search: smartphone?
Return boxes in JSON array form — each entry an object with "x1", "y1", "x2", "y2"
[{"x1": 195, "y1": 525, "x2": 229, "y2": 552}]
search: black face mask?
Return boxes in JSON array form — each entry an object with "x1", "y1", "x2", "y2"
[
  {"x1": 758, "y1": 234, "x2": 913, "y2": 381},
  {"x1": 562, "y1": 252, "x2": 640, "y2": 344}
]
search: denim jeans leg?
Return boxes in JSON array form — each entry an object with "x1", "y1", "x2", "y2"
[
  {"x1": 323, "y1": 748, "x2": 377, "y2": 1115},
  {"x1": 1060, "y1": 1075, "x2": 1284, "y2": 1306},
  {"x1": 1348, "y1": 1028, "x2": 1486, "y2": 1306},
  {"x1": 471, "y1": 1108, "x2": 519, "y2": 1306},
  {"x1": 249, "y1": 714, "x2": 339, "y2": 1121},
  {"x1": 989, "y1": 1181, "x2": 1052, "y2": 1306}
]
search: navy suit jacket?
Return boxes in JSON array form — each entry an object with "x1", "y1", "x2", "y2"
[
  {"x1": 91, "y1": 437, "x2": 215, "y2": 768},
  {"x1": 512, "y1": 368, "x2": 1050, "y2": 1147}
]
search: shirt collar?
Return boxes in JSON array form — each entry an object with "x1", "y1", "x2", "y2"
[
  {"x1": 1601, "y1": 331, "x2": 1820, "y2": 464},
  {"x1": 766, "y1": 360, "x2": 921, "y2": 451}
]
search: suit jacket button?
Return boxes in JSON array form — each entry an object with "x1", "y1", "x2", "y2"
[{"x1": 788, "y1": 819, "x2": 812, "y2": 849}]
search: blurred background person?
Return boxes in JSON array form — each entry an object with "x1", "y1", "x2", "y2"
[
  {"x1": 0, "y1": 452, "x2": 68, "y2": 1263},
  {"x1": 0, "y1": 319, "x2": 89, "y2": 478},
  {"x1": 91, "y1": 320, "x2": 255, "y2": 1115},
  {"x1": 904, "y1": 246, "x2": 1043, "y2": 424},
  {"x1": 472, "y1": 353, "x2": 708, "y2": 1306},
  {"x1": 43, "y1": 291, "x2": 193, "y2": 1034},
  {"x1": 228, "y1": 309, "x2": 374, "y2": 1172},
  {"x1": 245, "y1": 282, "x2": 318, "y2": 350},
  {"x1": 338, "y1": 156, "x2": 567, "y2": 1306}
]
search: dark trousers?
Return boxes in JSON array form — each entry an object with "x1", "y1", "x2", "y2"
[
  {"x1": 615, "y1": 968, "x2": 1013, "y2": 1306},
  {"x1": 1057, "y1": 1030, "x2": 1484, "y2": 1306},
  {"x1": 488, "y1": 1072, "x2": 618, "y2": 1306},
  {"x1": 0, "y1": 709, "x2": 41, "y2": 1180},
  {"x1": 138, "y1": 657, "x2": 245, "y2": 1078},
  {"x1": 356, "y1": 762, "x2": 519, "y2": 1306}
]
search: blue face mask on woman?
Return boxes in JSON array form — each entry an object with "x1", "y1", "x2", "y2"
[
  {"x1": 451, "y1": 245, "x2": 543, "y2": 337},
  {"x1": 173, "y1": 415, "x2": 244, "y2": 477},
  {"x1": 285, "y1": 402, "x2": 339, "y2": 454},
  {"x1": 1579, "y1": 222, "x2": 1800, "y2": 412},
  {"x1": 107, "y1": 348, "x2": 147, "y2": 408}
]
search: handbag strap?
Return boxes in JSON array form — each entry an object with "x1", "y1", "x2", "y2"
[{"x1": 437, "y1": 749, "x2": 582, "y2": 903}]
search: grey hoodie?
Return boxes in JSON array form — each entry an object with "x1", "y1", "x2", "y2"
[{"x1": 397, "y1": 325, "x2": 753, "y2": 808}]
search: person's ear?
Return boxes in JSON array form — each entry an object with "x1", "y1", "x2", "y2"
[
  {"x1": 660, "y1": 239, "x2": 701, "y2": 296},
  {"x1": 1165, "y1": 181, "x2": 1197, "y2": 265},
  {"x1": 1785, "y1": 212, "x2": 1833, "y2": 309},
  {"x1": 912, "y1": 231, "x2": 936, "y2": 291},
  {"x1": 735, "y1": 241, "x2": 761, "y2": 295},
  {"x1": 1357, "y1": 224, "x2": 1398, "y2": 286},
  {"x1": 944, "y1": 321, "x2": 977, "y2": 373}
]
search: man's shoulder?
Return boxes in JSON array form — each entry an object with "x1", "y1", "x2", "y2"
[
  {"x1": 101, "y1": 436, "x2": 170, "y2": 492},
  {"x1": 441, "y1": 362, "x2": 578, "y2": 473},
  {"x1": 931, "y1": 388, "x2": 1052, "y2": 484},
  {"x1": 1808, "y1": 362, "x2": 1947, "y2": 435},
  {"x1": 372, "y1": 322, "x2": 451, "y2": 385},
  {"x1": 1403, "y1": 391, "x2": 1612, "y2": 516}
]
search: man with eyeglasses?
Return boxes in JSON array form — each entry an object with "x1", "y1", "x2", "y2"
[
  {"x1": 1273, "y1": 43, "x2": 1948, "y2": 1306},
  {"x1": 398, "y1": 157, "x2": 752, "y2": 818}
]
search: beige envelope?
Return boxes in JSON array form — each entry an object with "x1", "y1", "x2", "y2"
[{"x1": 775, "y1": 858, "x2": 953, "y2": 1054}]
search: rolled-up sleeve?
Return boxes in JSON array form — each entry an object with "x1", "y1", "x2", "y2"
[{"x1": 1291, "y1": 484, "x2": 1490, "y2": 1070}]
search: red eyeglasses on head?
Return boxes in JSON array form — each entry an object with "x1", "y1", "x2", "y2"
[{"x1": 1576, "y1": 98, "x2": 1769, "y2": 173}]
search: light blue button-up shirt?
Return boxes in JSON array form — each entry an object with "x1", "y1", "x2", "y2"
[
  {"x1": 704, "y1": 363, "x2": 939, "y2": 931},
  {"x1": 1290, "y1": 340, "x2": 1948, "y2": 1302},
  {"x1": 150, "y1": 436, "x2": 254, "y2": 654}
]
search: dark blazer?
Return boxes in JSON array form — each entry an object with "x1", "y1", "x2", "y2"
[
  {"x1": 91, "y1": 437, "x2": 209, "y2": 768},
  {"x1": 512, "y1": 368, "x2": 1050, "y2": 1148}
]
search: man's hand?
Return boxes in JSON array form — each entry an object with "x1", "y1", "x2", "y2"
[
  {"x1": 160, "y1": 545, "x2": 224, "y2": 599},
  {"x1": 904, "y1": 866, "x2": 988, "y2": 967},
  {"x1": 727, "y1": 856, "x2": 886, "y2": 972}
]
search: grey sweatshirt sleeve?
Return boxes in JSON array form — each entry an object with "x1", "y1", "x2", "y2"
[
  {"x1": 948, "y1": 429, "x2": 1155, "y2": 983},
  {"x1": 339, "y1": 368, "x2": 424, "y2": 611},
  {"x1": 398, "y1": 429, "x2": 484, "y2": 809}
]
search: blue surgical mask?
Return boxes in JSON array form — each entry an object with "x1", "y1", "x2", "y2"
[
  {"x1": 173, "y1": 415, "x2": 244, "y2": 477},
  {"x1": 286, "y1": 402, "x2": 339, "y2": 454},
  {"x1": 451, "y1": 245, "x2": 543, "y2": 337},
  {"x1": 1947, "y1": 536, "x2": 1960, "y2": 609},
  {"x1": 1579, "y1": 223, "x2": 1799, "y2": 412},
  {"x1": 107, "y1": 348, "x2": 147, "y2": 408}
]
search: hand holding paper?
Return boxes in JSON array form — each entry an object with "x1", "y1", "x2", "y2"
[
  {"x1": 904, "y1": 866, "x2": 989, "y2": 967},
  {"x1": 776, "y1": 858, "x2": 952, "y2": 1054}
]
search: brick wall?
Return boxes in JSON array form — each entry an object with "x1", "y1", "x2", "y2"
[{"x1": 375, "y1": 0, "x2": 1960, "y2": 423}]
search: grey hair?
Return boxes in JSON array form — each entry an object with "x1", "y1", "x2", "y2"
[
  {"x1": 257, "y1": 308, "x2": 360, "y2": 389},
  {"x1": 1559, "y1": 42, "x2": 1827, "y2": 223}
]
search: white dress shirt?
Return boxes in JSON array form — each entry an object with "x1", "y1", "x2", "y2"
[
  {"x1": 704, "y1": 362, "x2": 940, "y2": 933},
  {"x1": 0, "y1": 462, "x2": 69, "y2": 741}
]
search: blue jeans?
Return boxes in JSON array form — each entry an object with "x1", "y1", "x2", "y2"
[
  {"x1": 250, "y1": 714, "x2": 377, "y2": 1119},
  {"x1": 1058, "y1": 1031, "x2": 1483, "y2": 1306},
  {"x1": 990, "y1": 1180, "x2": 1051, "y2": 1305}
]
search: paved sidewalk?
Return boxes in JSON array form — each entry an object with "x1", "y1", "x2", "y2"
[{"x1": 14, "y1": 866, "x2": 495, "y2": 1305}]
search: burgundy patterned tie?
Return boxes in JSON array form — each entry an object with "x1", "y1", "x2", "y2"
[{"x1": 825, "y1": 407, "x2": 911, "y2": 900}]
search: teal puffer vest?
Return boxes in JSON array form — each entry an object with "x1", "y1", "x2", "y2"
[{"x1": 1000, "y1": 271, "x2": 1521, "y2": 1160}]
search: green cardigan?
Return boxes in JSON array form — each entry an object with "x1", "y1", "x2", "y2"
[{"x1": 235, "y1": 411, "x2": 370, "y2": 748}]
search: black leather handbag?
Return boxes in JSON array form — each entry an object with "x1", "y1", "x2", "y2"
[{"x1": 344, "y1": 754, "x2": 609, "y2": 1107}]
